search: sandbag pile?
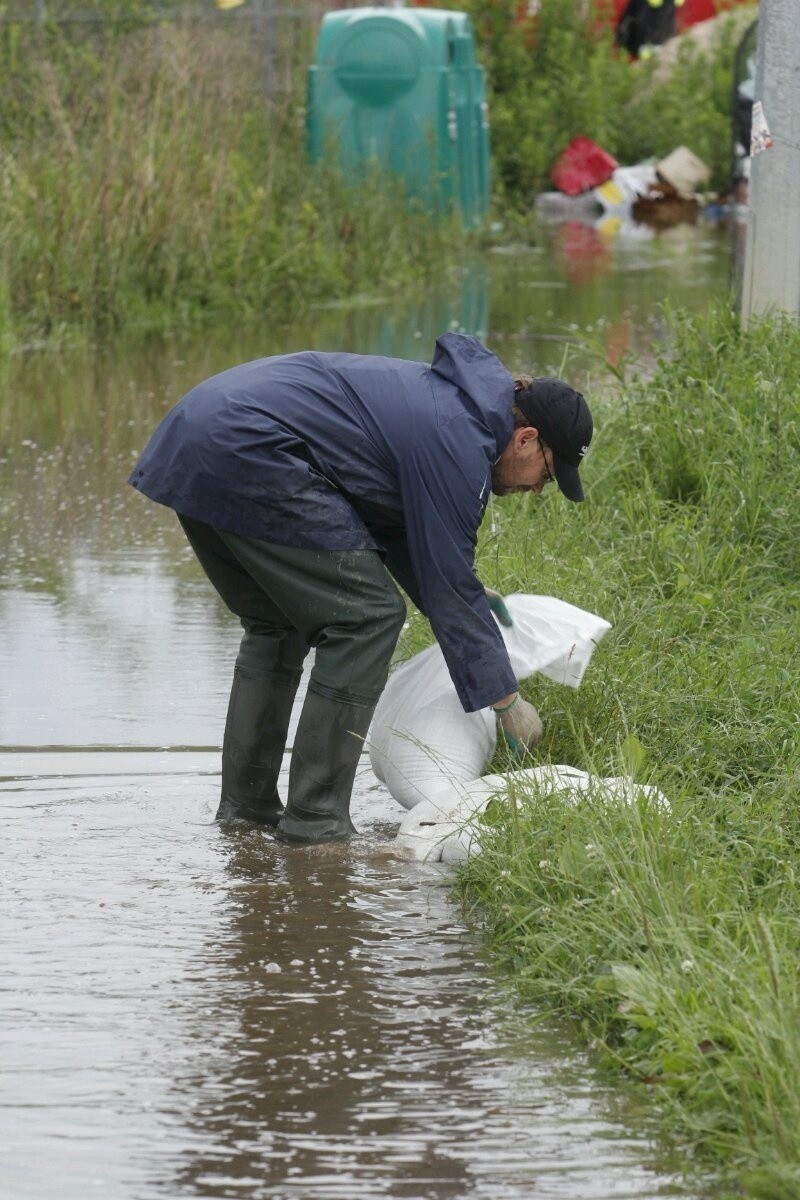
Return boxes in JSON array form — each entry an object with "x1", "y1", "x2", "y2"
[
  {"x1": 393, "y1": 765, "x2": 669, "y2": 864},
  {"x1": 368, "y1": 593, "x2": 668, "y2": 863},
  {"x1": 369, "y1": 594, "x2": 612, "y2": 812}
]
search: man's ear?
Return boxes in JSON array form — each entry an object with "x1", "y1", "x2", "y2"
[{"x1": 516, "y1": 425, "x2": 539, "y2": 449}]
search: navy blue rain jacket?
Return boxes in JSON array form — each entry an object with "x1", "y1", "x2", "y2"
[{"x1": 129, "y1": 333, "x2": 519, "y2": 712}]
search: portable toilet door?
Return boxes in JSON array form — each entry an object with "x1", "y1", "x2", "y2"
[{"x1": 307, "y1": 6, "x2": 490, "y2": 227}]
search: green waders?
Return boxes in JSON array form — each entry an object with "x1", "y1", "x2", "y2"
[{"x1": 178, "y1": 516, "x2": 406, "y2": 844}]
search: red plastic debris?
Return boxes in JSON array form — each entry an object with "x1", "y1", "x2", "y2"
[{"x1": 550, "y1": 137, "x2": 619, "y2": 197}]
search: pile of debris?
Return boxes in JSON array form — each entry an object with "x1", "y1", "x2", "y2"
[{"x1": 536, "y1": 135, "x2": 711, "y2": 230}]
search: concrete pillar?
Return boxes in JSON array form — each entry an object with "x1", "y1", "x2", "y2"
[{"x1": 741, "y1": 0, "x2": 800, "y2": 325}]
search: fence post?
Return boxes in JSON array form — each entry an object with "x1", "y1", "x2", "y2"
[{"x1": 264, "y1": 0, "x2": 277, "y2": 98}]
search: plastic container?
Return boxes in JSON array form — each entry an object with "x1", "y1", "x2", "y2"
[
  {"x1": 307, "y1": 6, "x2": 490, "y2": 227},
  {"x1": 656, "y1": 146, "x2": 711, "y2": 197},
  {"x1": 550, "y1": 136, "x2": 618, "y2": 196}
]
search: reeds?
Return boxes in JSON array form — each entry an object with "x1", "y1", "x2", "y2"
[{"x1": 0, "y1": 17, "x2": 460, "y2": 350}]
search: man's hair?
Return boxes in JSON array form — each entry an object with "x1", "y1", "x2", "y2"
[{"x1": 512, "y1": 375, "x2": 534, "y2": 428}]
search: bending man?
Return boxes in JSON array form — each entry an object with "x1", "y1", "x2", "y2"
[{"x1": 129, "y1": 333, "x2": 592, "y2": 844}]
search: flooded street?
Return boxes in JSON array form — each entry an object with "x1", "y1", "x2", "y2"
[
  {"x1": 1, "y1": 218, "x2": 737, "y2": 1199},
  {"x1": 3, "y1": 750, "x2": 693, "y2": 1200}
]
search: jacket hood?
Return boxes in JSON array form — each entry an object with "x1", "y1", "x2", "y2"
[{"x1": 430, "y1": 333, "x2": 515, "y2": 450}]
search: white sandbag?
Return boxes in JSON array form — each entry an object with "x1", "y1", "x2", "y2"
[
  {"x1": 369, "y1": 594, "x2": 611, "y2": 811},
  {"x1": 394, "y1": 765, "x2": 669, "y2": 864},
  {"x1": 368, "y1": 650, "x2": 496, "y2": 812},
  {"x1": 501, "y1": 594, "x2": 612, "y2": 688}
]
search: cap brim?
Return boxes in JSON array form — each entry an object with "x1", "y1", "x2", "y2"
[{"x1": 554, "y1": 457, "x2": 584, "y2": 503}]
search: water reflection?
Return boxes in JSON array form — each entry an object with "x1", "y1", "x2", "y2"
[
  {"x1": 487, "y1": 217, "x2": 736, "y2": 373},
  {"x1": 0, "y1": 551, "x2": 238, "y2": 748},
  {"x1": 0, "y1": 755, "x2": 694, "y2": 1199},
  {"x1": 160, "y1": 838, "x2": 689, "y2": 1200}
]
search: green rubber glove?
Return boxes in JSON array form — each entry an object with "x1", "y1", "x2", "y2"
[
  {"x1": 485, "y1": 587, "x2": 513, "y2": 627},
  {"x1": 500, "y1": 728, "x2": 522, "y2": 756}
]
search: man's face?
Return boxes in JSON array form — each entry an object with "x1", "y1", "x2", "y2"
[{"x1": 491, "y1": 426, "x2": 556, "y2": 496}]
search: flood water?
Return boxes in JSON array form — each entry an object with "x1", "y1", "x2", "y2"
[{"x1": 0, "y1": 215, "x2": 738, "y2": 1199}]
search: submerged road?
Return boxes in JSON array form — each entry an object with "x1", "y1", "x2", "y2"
[{"x1": 1, "y1": 735, "x2": 695, "y2": 1200}]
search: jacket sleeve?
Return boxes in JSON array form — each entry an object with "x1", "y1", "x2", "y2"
[{"x1": 394, "y1": 422, "x2": 518, "y2": 712}]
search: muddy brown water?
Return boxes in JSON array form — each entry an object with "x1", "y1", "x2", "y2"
[{"x1": 1, "y1": 218, "x2": 737, "y2": 1198}]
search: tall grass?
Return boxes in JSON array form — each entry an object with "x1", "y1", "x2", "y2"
[
  {"x1": 0, "y1": 17, "x2": 461, "y2": 348},
  {"x1": 459, "y1": 305, "x2": 800, "y2": 1195}
]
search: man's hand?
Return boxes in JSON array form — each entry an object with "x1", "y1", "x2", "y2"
[
  {"x1": 485, "y1": 587, "x2": 513, "y2": 627},
  {"x1": 492, "y1": 694, "x2": 543, "y2": 756}
]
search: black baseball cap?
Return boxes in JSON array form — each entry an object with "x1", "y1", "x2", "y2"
[{"x1": 515, "y1": 379, "x2": 593, "y2": 502}]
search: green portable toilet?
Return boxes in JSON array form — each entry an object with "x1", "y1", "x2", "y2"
[{"x1": 307, "y1": 7, "x2": 490, "y2": 228}]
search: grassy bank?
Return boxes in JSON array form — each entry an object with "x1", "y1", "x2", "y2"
[
  {"x1": 461, "y1": 305, "x2": 800, "y2": 1196},
  {"x1": 0, "y1": 14, "x2": 462, "y2": 350}
]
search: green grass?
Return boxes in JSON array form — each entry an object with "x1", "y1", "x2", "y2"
[{"x1": 451, "y1": 304, "x2": 800, "y2": 1196}]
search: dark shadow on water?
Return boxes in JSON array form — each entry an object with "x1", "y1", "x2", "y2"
[{"x1": 148, "y1": 826, "x2": 697, "y2": 1200}]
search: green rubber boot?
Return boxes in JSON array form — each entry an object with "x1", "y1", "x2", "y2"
[
  {"x1": 216, "y1": 670, "x2": 300, "y2": 826},
  {"x1": 274, "y1": 691, "x2": 374, "y2": 845}
]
